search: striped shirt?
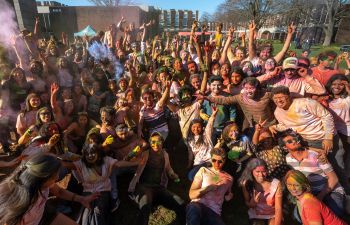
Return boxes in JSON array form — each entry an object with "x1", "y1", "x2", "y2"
[
  {"x1": 286, "y1": 150, "x2": 343, "y2": 194},
  {"x1": 207, "y1": 90, "x2": 276, "y2": 129},
  {"x1": 140, "y1": 102, "x2": 168, "y2": 136}
]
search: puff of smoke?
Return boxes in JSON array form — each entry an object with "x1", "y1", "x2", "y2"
[
  {"x1": 0, "y1": 0, "x2": 19, "y2": 48},
  {"x1": 88, "y1": 41, "x2": 124, "y2": 81}
]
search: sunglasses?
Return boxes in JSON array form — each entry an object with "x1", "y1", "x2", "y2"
[
  {"x1": 284, "y1": 137, "x2": 299, "y2": 144},
  {"x1": 212, "y1": 158, "x2": 224, "y2": 164},
  {"x1": 40, "y1": 112, "x2": 51, "y2": 116},
  {"x1": 284, "y1": 68, "x2": 296, "y2": 72},
  {"x1": 150, "y1": 140, "x2": 162, "y2": 145}
]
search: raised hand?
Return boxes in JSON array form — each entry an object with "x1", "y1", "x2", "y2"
[
  {"x1": 48, "y1": 134, "x2": 61, "y2": 147},
  {"x1": 288, "y1": 22, "x2": 296, "y2": 34},
  {"x1": 228, "y1": 26, "x2": 235, "y2": 37},
  {"x1": 249, "y1": 20, "x2": 256, "y2": 31},
  {"x1": 255, "y1": 117, "x2": 267, "y2": 131},
  {"x1": 51, "y1": 83, "x2": 59, "y2": 95},
  {"x1": 297, "y1": 67, "x2": 308, "y2": 78},
  {"x1": 192, "y1": 20, "x2": 198, "y2": 30}
]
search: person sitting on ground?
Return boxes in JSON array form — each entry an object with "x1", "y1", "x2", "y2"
[{"x1": 186, "y1": 147, "x2": 233, "y2": 225}]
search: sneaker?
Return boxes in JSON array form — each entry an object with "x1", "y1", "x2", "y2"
[{"x1": 110, "y1": 198, "x2": 120, "y2": 213}]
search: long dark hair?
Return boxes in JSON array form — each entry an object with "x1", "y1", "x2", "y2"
[
  {"x1": 187, "y1": 119, "x2": 206, "y2": 148},
  {"x1": 35, "y1": 106, "x2": 54, "y2": 128},
  {"x1": 239, "y1": 158, "x2": 269, "y2": 193},
  {"x1": 325, "y1": 74, "x2": 349, "y2": 99},
  {"x1": 0, "y1": 154, "x2": 61, "y2": 225},
  {"x1": 20, "y1": 93, "x2": 41, "y2": 115}
]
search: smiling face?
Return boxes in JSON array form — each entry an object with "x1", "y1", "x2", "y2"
[
  {"x1": 231, "y1": 72, "x2": 242, "y2": 85},
  {"x1": 211, "y1": 154, "x2": 225, "y2": 171},
  {"x1": 282, "y1": 135, "x2": 301, "y2": 151},
  {"x1": 210, "y1": 80, "x2": 223, "y2": 95},
  {"x1": 243, "y1": 83, "x2": 257, "y2": 99},
  {"x1": 284, "y1": 68, "x2": 297, "y2": 79},
  {"x1": 191, "y1": 76, "x2": 201, "y2": 90},
  {"x1": 235, "y1": 49, "x2": 244, "y2": 60},
  {"x1": 272, "y1": 93, "x2": 292, "y2": 110},
  {"x1": 84, "y1": 146, "x2": 99, "y2": 164},
  {"x1": 331, "y1": 79, "x2": 346, "y2": 96},
  {"x1": 286, "y1": 177, "x2": 304, "y2": 197},
  {"x1": 191, "y1": 122, "x2": 203, "y2": 136},
  {"x1": 220, "y1": 64, "x2": 230, "y2": 77},
  {"x1": 252, "y1": 166, "x2": 267, "y2": 183},
  {"x1": 39, "y1": 110, "x2": 52, "y2": 123},
  {"x1": 29, "y1": 96, "x2": 41, "y2": 109},
  {"x1": 150, "y1": 135, "x2": 163, "y2": 152},
  {"x1": 188, "y1": 62, "x2": 197, "y2": 75},
  {"x1": 142, "y1": 93, "x2": 154, "y2": 108}
]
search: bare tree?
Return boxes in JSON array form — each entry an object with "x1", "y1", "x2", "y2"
[
  {"x1": 87, "y1": 0, "x2": 138, "y2": 6},
  {"x1": 322, "y1": 0, "x2": 350, "y2": 46}
]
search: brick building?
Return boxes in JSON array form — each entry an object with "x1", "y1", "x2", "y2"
[
  {"x1": 6, "y1": 0, "x2": 38, "y2": 31},
  {"x1": 37, "y1": 1, "x2": 160, "y2": 40}
]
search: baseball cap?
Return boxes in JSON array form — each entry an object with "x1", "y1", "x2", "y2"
[{"x1": 282, "y1": 57, "x2": 298, "y2": 70}]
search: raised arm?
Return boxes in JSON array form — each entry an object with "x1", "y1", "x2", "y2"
[
  {"x1": 50, "y1": 83, "x2": 61, "y2": 114},
  {"x1": 117, "y1": 16, "x2": 126, "y2": 32},
  {"x1": 248, "y1": 21, "x2": 257, "y2": 60},
  {"x1": 219, "y1": 27, "x2": 235, "y2": 65},
  {"x1": 157, "y1": 79, "x2": 171, "y2": 108},
  {"x1": 273, "y1": 22, "x2": 296, "y2": 64}
]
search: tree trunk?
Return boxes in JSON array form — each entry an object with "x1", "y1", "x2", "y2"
[{"x1": 322, "y1": 23, "x2": 334, "y2": 46}]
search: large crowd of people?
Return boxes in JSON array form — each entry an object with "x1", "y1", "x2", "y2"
[{"x1": 0, "y1": 15, "x2": 350, "y2": 225}]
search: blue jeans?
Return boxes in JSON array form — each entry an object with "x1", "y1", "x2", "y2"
[
  {"x1": 186, "y1": 202, "x2": 225, "y2": 225},
  {"x1": 306, "y1": 135, "x2": 350, "y2": 193},
  {"x1": 110, "y1": 166, "x2": 137, "y2": 200}
]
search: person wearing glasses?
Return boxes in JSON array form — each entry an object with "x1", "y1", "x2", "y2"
[
  {"x1": 128, "y1": 132, "x2": 185, "y2": 225},
  {"x1": 269, "y1": 86, "x2": 350, "y2": 194},
  {"x1": 279, "y1": 129, "x2": 345, "y2": 218},
  {"x1": 186, "y1": 147, "x2": 233, "y2": 225},
  {"x1": 257, "y1": 57, "x2": 325, "y2": 97},
  {"x1": 285, "y1": 170, "x2": 346, "y2": 225}
]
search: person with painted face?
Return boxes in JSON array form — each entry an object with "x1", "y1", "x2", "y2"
[
  {"x1": 196, "y1": 77, "x2": 276, "y2": 136},
  {"x1": 166, "y1": 65, "x2": 208, "y2": 140},
  {"x1": 216, "y1": 122, "x2": 253, "y2": 173},
  {"x1": 325, "y1": 74, "x2": 350, "y2": 187},
  {"x1": 201, "y1": 76, "x2": 236, "y2": 144},
  {"x1": 21, "y1": 122, "x2": 63, "y2": 159},
  {"x1": 186, "y1": 107, "x2": 218, "y2": 181},
  {"x1": 187, "y1": 147, "x2": 233, "y2": 225},
  {"x1": 16, "y1": 93, "x2": 42, "y2": 136},
  {"x1": 62, "y1": 140, "x2": 139, "y2": 224},
  {"x1": 128, "y1": 132, "x2": 185, "y2": 225},
  {"x1": 99, "y1": 106, "x2": 117, "y2": 140},
  {"x1": 64, "y1": 112, "x2": 97, "y2": 154},
  {"x1": 279, "y1": 130, "x2": 346, "y2": 217},
  {"x1": 252, "y1": 118, "x2": 290, "y2": 180},
  {"x1": 311, "y1": 51, "x2": 342, "y2": 85},
  {"x1": 225, "y1": 67, "x2": 247, "y2": 95},
  {"x1": 257, "y1": 57, "x2": 325, "y2": 97},
  {"x1": 138, "y1": 78, "x2": 171, "y2": 141},
  {"x1": 284, "y1": 170, "x2": 347, "y2": 225},
  {"x1": 239, "y1": 158, "x2": 283, "y2": 225},
  {"x1": 248, "y1": 21, "x2": 296, "y2": 73},
  {"x1": 269, "y1": 86, "x2": 350, "y2": 194},
  {"x1": 103, "y1": 123, "x2": 148, "y2": 211},
  {"x1": 17, "y1": 106, "x2": 54, "y2": 146},
  {"x1": 0, "y1": 154, "x2": 98, "y2": 225},
  {"x1": 27, "y1": 60, "x2": 47, "y2": 93}
]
